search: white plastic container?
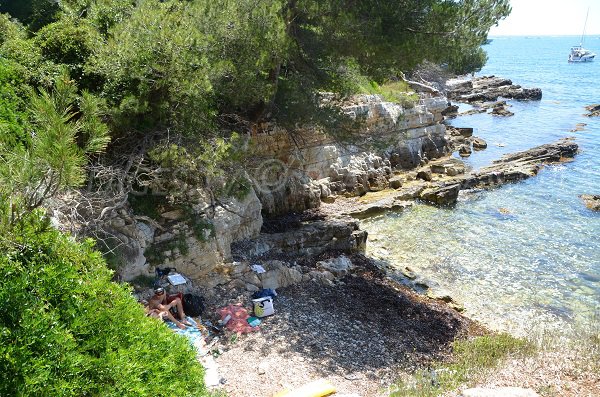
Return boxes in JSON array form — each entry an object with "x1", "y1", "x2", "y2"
[{"x1": 252, "y1": 297, "x2": 274, "y2": 317}]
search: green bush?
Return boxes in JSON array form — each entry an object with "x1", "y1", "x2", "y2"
[
  {"x1": 35, "y1": 18, "x2": 101, "y2": 83},
  {"x1": 0, "y1": 58, "x2": 29, "y2": 148},
  {"x1": 0, "y1": 211, "x2": 209, "y2": 397}
]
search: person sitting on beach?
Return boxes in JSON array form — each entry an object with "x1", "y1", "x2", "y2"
[
  {"x1": 145, "y1": 306, "x2": 188, "y2": 329},
  {"x1": 148, "y1": 287, "x2": 191, "y2": 327}
]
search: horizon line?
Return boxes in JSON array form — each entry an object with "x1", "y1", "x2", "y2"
[{"x1": 488, "y1": 34, "x2": 600, "y2": 37}]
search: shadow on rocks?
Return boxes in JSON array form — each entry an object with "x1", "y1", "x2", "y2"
[{"x1": 248, "y1": 261, "x2": 479, "y2": 377}]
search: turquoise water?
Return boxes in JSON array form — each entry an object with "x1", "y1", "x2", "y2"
[{"x1": 363, "y1": 36, "x2": 600, "y2": 335}]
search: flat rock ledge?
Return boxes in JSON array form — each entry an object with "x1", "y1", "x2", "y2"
[
  {"x1": 326, "y1": 138, "x2": 579, "y2": 211},
  {"x1": 459, "y1": 137, "x2": 578, "y2": 190},
  {"x1": 419, "y1": 138, "x2": 578, "y2": 205},
  {"x1": 580, "y1": 194, "x2": 600, "y2": 211},
  {"x1": 446, "y1": 76, "x2": 542, "y2": 103}
]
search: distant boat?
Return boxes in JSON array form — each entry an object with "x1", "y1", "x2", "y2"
[
  {"x1": 569, "y1": 9, "x2": 596, "y2": 62},
  {"x1": 569, "y1": 45, "x2": 595, "y2": 62}
]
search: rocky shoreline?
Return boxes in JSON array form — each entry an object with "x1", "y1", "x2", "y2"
[
  {"x1": 124, "y1": 74, "x2": 592, "y2": 396},
  {"x1": 318, "y1": 137, "x2": 578, "y2": 217}
]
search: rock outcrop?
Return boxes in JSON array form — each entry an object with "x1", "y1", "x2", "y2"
[
  {"x1": 584, "y1": 104, "x2": 600, "y2": 117},
  {"x1": 580, "y1": 194, "x2": 600, "y2": 211},
  {"x1": 107, "y1": 84, "x2": 569, "y2": 290},
  {"x1": 252, "y1": 95, "x2": 449, "y2": 216},
  {"x1": 445, "y1": 126, "x2": 489, "y2": 157},
  {"x1": 110, "y1": 92, "x2": 452, "y2": 284},
  {"x1": 334, "y1": 138, "x2": 579, "y2": 213},
  {"x1": 235, "y1": 218, "x2": 367, "y2": 260},
  {"x1": 447, "y1": 76, "x2": 542, "y2": 103},
  {"x1": 112, "y1": 190, "x2": 263, "y2": 281},
  {"x1": 460, "y1": 138, "x2": 578, "y2": 190}
]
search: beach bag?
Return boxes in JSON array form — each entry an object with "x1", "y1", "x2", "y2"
[
  {"x1": 252, "y1": 296, "x2": 274, "y2": 318},
  {"x1": 183, "y1": 293, "x2": 205, "y2": 317}
]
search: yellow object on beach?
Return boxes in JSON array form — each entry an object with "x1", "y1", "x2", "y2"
[{"x1": 272, "y1": 379, "x2": 336, "y2": 397}]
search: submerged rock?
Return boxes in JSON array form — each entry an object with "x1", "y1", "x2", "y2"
[
  {"x1": 584, "y1": 104, "x2": 600, "y2": 117},
  {"x1": 580, "y1": 194, "x2": 600, "y2": 211},
  {"x1": 490, "y1": 101, "x2": 514, "y2": 117}
]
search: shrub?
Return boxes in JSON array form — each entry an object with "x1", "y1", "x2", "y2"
[
  {"x1": 0, "y1": 58, "x2": 29, "y2": 148},
  {"x1": 0, "y1": 211, "x2": 209, "y2": 397},
  {"x1": 35, "y1": 18, "x2": 101, "y2": 83}
]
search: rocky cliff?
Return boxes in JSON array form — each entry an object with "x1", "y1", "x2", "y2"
[
  {"x1": 113, "y1": 93, "x2": 450, "y2": 289},
  {"x1": 254, "y1": 95, "x2": 449, "y2": 217}
]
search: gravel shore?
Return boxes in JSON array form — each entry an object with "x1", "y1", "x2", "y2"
[{"x1": 204, "y1": 258, "x2": 484, "y2": 396}]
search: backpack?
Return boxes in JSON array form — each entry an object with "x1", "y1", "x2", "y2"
[{"x1": 183, "y1": 293, "x2": 205, "y2": 317}]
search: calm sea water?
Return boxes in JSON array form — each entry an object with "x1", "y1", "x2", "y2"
[{"x1": 363, "y1": 36, "x2": 600, "y2": 335}]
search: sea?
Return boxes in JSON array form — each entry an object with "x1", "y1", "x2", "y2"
[{"x1": 362, "y1": 36, "x2": 600, "y2": 336}]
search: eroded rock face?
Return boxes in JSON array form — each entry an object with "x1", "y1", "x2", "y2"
[
  {"x1": 251, "y1": 94, "x2": 449, "y2": 217},
  {"x1": 256, "y1": 171, "x2": 321, "y2": 217},
  {"x1": 447, "y1": 76, "x2": 542, "y2": 103},
  {"x1": 115, "y1": 189, "x2": 263, "y2": 281}
]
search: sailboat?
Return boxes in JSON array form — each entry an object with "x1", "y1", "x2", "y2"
[{"x1": 568, "y1": 9, "x2": 596, "y2": 62}]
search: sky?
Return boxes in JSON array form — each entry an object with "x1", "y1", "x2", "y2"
[{"x1": 488, "y1": 0, "x2": 600, "y2": 36}]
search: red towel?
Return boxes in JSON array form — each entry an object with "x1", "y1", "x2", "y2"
[{"x1": 217, "y1": 304, "x2": 258, "y2": 334}]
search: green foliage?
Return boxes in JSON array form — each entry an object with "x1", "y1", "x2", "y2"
[
  {"x1": 60, "y1": 0, "x2": 137, "y2": 36},
  {"x1": 190, "y1": 217, "x2": 216, "y2": 243},
  {"x1": 198, "y1": 0, "x2": 288, "y2": 116},
  {"x1": 86, "y1": 0, "x2": 214, "y2": 135},
  {"x1": 390, "y1": 333, "x2": 534, "y2": 397},
  {"x1": 0, "y1": 0, "x2": 60, "y2": 31},
  {"x1": 0, "y1": 210, "x2": 208, "y2": 397},
  {"x1": 128, "y1": 194, "x2": 168, "y2": 220},
  {"x1": 35, "y1": 17, "x2": 101, "y2": 83},
  {"x1": 222, "y1": 176, "x2": 253, "y2": 200},
  {"x1": 0, "y1": 59, "x2": 29, "y2": 148},
  {"x1": 147, "y1": 134, "x2": 251, "y2": 201},
  {"x1": 363, "y1": 80, "x2": 419, "y2": 108},
  {"x1": 0, "y1": 70, "x2": 110, "y2": 221},
  {"x1": 3, "y1": 0, "x2": 510, "y2": 141}
]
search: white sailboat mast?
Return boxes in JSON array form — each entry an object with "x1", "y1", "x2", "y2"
[{"x1": 580, "y1": 8, "x2": 589, "y2": 47}]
